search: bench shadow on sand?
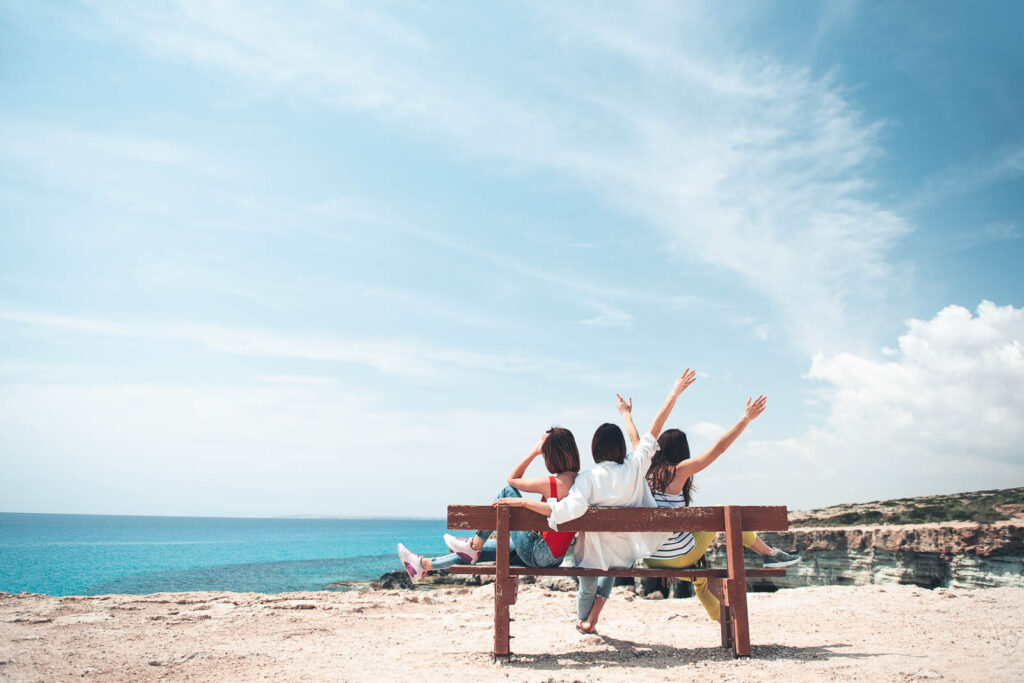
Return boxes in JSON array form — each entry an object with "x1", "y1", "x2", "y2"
[{"x1": 505, "y1": 636, "x2": 901, "y2": 671}]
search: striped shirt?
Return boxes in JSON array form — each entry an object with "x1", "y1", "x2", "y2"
[{"x1": 647, "y1": 490, "x2": 695, "y2": 559}]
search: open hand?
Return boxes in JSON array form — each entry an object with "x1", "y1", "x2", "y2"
[
  {"x1": 615, "y1": 393, "x2": 632, "y2": 414},
  {"x1": 492, "y1": 498, "x2": 523, "y2": 508},
  {"x1": 529, "y1": 433, "x2": 548, "y2": 457},
  {"x1": 672, "y1": 369, "x2": 697, "y2": 397},
  {"x1": 744, "y1": 395, "x2": 767, "y2": 421}
]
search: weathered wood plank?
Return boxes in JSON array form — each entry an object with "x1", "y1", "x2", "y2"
[
  {"x1": 447, "y1": 566, "x2": 787, "y2": 578},
  {"x1": 446, "y1": 505, "x2": 788, "y2": 532}
]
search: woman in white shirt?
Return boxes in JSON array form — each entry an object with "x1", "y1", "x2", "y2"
[
  {"x1": 582, "y1": 395, "x2": 800, "y2": 633},
  {"x1": 493, "y1": 369, "x2": 696, "y2": 634}
]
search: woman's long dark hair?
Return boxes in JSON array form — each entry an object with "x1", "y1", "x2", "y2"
[{"x1": 646, "y1": 429, "x2": 694, "y2": 505}]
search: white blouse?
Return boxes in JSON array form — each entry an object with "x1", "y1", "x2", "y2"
[{"x1": 546, "y1": 433, "x2": 671, "y2": 570}]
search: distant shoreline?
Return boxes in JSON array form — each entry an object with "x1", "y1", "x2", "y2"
[
  {"x1": 0, "y1": 511, "x2": 446, "y2": 522},
  {"x1": 4, "y1": 485, "x2": 1020, "y2": 525}
]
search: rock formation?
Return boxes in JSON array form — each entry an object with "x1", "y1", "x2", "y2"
[{"x1": 719, "y1": 522, "x2": 1024, "y2": 591}]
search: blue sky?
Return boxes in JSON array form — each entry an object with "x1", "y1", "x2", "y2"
[{"x1": 2, "y1": 1, "x2": 1022, "y2": 517}]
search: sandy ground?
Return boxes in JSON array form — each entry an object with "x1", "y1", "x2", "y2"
[{"x1": 2, "y1": 584, "x2": 1023, "y2": 682}]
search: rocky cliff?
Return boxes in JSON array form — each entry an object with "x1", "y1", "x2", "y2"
[{"x1": 709, "y1": 494, "x2": 1024, "y2": 591}]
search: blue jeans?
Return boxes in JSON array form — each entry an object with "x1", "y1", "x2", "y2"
[
  {"x1": 430, "y1": 485, "x2": 561, "y2": 570},
  {"x1": 577, "y1": 575, "x2": 615, "y2": 621},
  {"x1": 429, "y1": 539, "x2": 501, "y2": 570}
]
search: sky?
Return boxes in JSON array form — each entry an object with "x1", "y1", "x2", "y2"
[{"x1": 1, "y1": 1, "x2": 1022, "y2": 517}]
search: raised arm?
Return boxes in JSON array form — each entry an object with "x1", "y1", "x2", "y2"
[
  {"x1": 506, "y1": 434, "x2": 555, "y2": 495},
  {"x1": 669, "y1": 395, "x2": 767, "y2": 486},
  {"x1": 648, "y1": 369, "x2": 697, "y2": 438},
  {"x1": 616, "y1": 393, "x2": 640, "y2": 450}
]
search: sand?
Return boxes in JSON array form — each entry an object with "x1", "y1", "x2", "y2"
[{"x1": 2, "y1": 584, "x2": 1023, "y2": 682}]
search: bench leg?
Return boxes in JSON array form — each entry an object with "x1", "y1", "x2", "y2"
[
  {"x1": 708, "y1": 578, "x2": 732, "y2": 649},
  {"x1": 494, "y1": 581, "x2": 510, "y2": 657},
  {"x1": 727, "y1": 579, "x2": 750, "y2": 656},
  {"x1": 724, "y1": 506, "x2": 751, "y2": 657},
  {"x1": 493, "y1": 505, "x2": 512, "y2": 657},
  {"x1": 720, "y1": 604, "x2": 733, "y2": 649}
]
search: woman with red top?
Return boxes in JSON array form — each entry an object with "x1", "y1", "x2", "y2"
[{"x1": 397, "y1": 428, "x2": 580, "y2": 581}]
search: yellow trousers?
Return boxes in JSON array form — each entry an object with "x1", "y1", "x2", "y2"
[{"x1": 643, "y1": 530, "x2": 758, "y2": 622}]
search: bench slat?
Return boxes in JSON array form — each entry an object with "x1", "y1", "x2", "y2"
[
  {"x1": 447, "y1": 505, "x2": 788, "y2": 532},
  {"x1": 447, "y1": 566, "x2": 787, "y2": 578}
]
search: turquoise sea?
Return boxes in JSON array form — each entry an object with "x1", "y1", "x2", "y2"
[{"x1": 0, "y1": 513, "x2": 450, "y2": 596}]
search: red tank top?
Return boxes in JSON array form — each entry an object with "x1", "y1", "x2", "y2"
[{"x1": 540, "y1": 476, "x2": 574, "y2": 559}]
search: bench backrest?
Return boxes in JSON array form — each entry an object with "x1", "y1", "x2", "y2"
[{"x1": 447, "y1": 505, "x2": 788, "y2": 533}]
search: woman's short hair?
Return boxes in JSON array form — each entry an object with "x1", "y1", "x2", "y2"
[
  {"x1": 541, "y1": 427, "x2": 581, "y2": 473},
  {"x1": 591, "y1": 423, "x2": 627, "y2": 464}
]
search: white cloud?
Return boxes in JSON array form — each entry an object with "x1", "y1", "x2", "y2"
[
  {"x1": 0, "y1": 380, "x2": 590, "y2": 516},
  {"x1": 577, "y1": 301, "x2": 633, "y2": 327},
  {"x1": 0, "y1": 309, "x2": 435, "y2": 376},
  {"x1": 0, "y1": 118, "x2": 201, "y2": 168},
  {"x1": 69, "y1": 1, "x2": 911, "y2": 352},
  {"x1": 0, "y1": 309, "x2": 623, "y2": 384},
  {"x1": 906, "y1": 141, "x2": 1024, "y2": 211},
  {"x1": 982, "y1": 221, "x2": 1021, "y2": 242},
  {"x1": 687, "y1": 421, "x2": 727, "y2": 441},
  {"x1": 740, "y1": 301, "x2": 1024, "y2": 506}
]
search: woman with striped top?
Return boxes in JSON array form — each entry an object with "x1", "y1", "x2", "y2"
[
  {"x1": 578, "y1": 395, "x2": 799, "y2": 632},
  {"x1": 645, "y1": 396, "x2": 798, "y2": 623}
]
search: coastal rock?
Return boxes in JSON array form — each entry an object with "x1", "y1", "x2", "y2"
[
  {"x1": 536, "y1": 576, "x2": 577, "y2": 592},
  {"x1": 708, "y1": 522, "x2": 1024, "y2": 591},
  {"x1": 371, "y1": 569, "x2": 493, "y2": 590},
  {"x1": 518, "y1": 575, "x2": 576, "y2": 592},
  {"x1": 372, "y1": 571, "x2": 414, "y2": 590}
]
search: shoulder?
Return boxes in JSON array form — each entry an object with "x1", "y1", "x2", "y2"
[
  {"x1": 555, "y1": 472, "x2": 577, "y2": 497},
  {"x1": 568, "y1": 469, "x2": 597, "y2": 488},
  {"x1": 574, "y1": 468, "x2": 594, "y2": 482},
  {"x1": 631, "y1": 433, "x2": 660, "y2": 459}
]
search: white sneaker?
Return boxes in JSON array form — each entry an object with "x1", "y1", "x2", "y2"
[
  {"x1": 443, "y1": 533, "x2": 481, "y2": 564},
  {"x1": 397, "y1": 543, "x2": 426, "y2": 581}
]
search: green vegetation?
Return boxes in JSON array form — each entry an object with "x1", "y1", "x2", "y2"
[{"x1": 792, "y1": 487, "x2": 1024, "y2": 527}]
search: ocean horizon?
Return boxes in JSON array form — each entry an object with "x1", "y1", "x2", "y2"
[{"x1": 0, "y1": 512, "x2": 452, "y2": 596}]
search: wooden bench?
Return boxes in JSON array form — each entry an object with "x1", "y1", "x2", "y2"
[{"x1": 447, "y1": 504, "x2": 789, "y2": 658}]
